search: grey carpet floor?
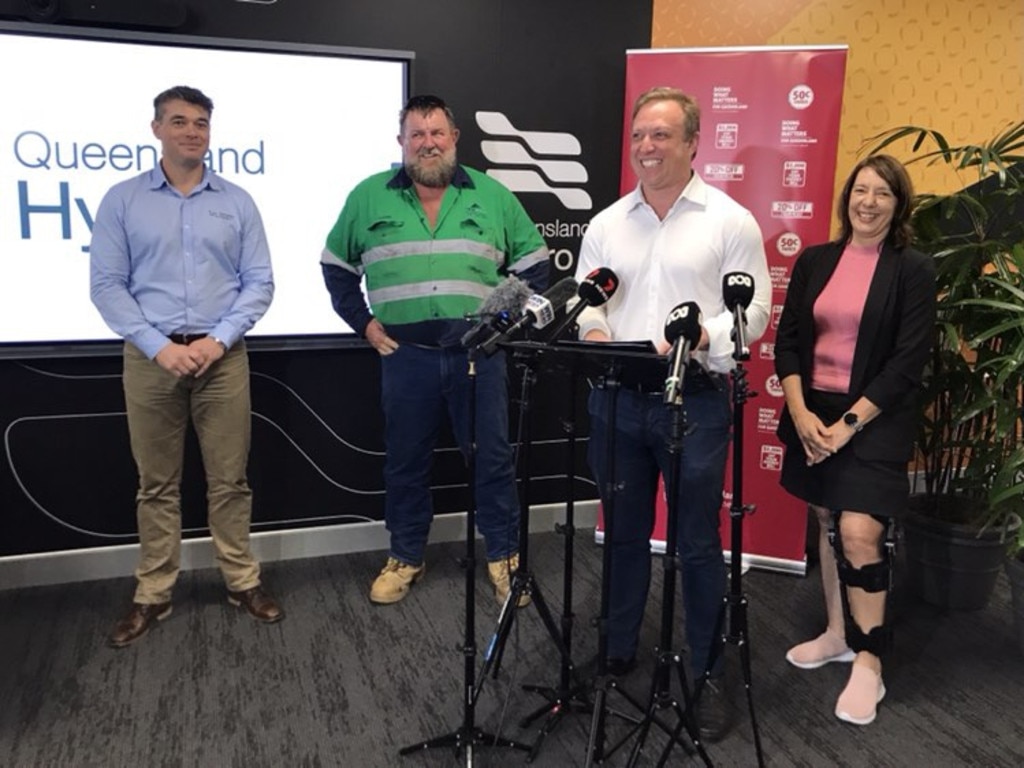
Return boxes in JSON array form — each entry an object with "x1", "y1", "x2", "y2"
[{"x1": 1, "y1": 530, "x2": 1022, "y2": 767}]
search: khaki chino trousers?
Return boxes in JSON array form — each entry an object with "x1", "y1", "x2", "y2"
[{"x1": 123, "y1": 341, "x2": 261, "y2": 604}]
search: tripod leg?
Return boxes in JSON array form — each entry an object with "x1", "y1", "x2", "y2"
[
  {"x1": 399, "y1": 727, "x2": 532, "y2": 758},
  {"x1": 523, "y1": 579, "x2": 572, "y2": 659},
  {"x1": 520, "y1": 685, "x2": 593, "y2": 745},
  {"x1": 736, "y1": 603, "x2": 765, "y2": 766},
  {"x1": 584, "y1": 683, "x2": 609, "y2": 767},
  {"x1": 477, "y1": 576, "x2": 523, "y2": 688},
  {"x1": 623, "y1": 650, "x2": 672, "y2": 767}
]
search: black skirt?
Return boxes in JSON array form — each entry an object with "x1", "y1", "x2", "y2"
[{"x1": 779, "y1": 390, "x2": 909, "y2": 518}]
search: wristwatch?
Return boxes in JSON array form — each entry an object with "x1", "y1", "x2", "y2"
[
  {"x1": 211, "y1": 336, "x2": 228, "y2": 351},
  {"x1": 843, "y1": 411, "x2": 864, "y2": 432}
]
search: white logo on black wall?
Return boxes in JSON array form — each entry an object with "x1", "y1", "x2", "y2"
[{"x1": 476, "y1": 111, "x2": 592, "y2": 210}]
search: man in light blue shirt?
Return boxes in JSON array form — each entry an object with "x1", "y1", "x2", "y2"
[{"x1": 90, "y1": 85, "x2": 282, "y2": 647}]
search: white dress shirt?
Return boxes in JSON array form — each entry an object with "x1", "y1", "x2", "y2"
[{"x1": 575, "y1": 172, "x2": 771, "y2": 374}]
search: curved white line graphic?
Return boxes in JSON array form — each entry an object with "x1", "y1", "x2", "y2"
[
  {"x1": 476, "y1": 111, "x2": 582, "y2": 155},
  {"x1": 3, "y1": 412, "x2": 383, "y2": 539},
  {"x1": 5, "y1": 365, "x2": 593, "y2": 539},
  {"x1": 486, "y1": 169, "x2": 593, "y2": 211},
  {"x1": 480, "y1": 141, "x2": 588, "y2": 184}
]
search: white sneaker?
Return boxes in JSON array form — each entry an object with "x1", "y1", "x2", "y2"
[
  {"x1": 786, "y1": 631, "x2": 856, "y2": 669},
  {"x1": 835, "y1": 664, "x2": 886, "y2": 725}
]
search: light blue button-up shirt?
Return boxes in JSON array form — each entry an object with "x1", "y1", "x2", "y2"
[{"x1": 90, "y1": 164, "x2": 274, "y2": 359}]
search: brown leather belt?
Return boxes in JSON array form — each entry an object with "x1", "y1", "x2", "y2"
[{"x1": 168, "y1": 333, "x2": 208, "y2": 345}]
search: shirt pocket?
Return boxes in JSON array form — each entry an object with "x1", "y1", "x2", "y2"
[
  {"x1": 199, "y1": 209, "x2": 242, "y2": 268},
  {"x1": 365, "y1": 216, "x2": 406, "y2": 245},
  {"x1": 459, "y1": 205, "x2": 503, "y2": 266}
]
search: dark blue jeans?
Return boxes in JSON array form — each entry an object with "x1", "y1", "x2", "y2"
[
  {"x1": 588, "y1": 377, "x2": 730, "y2": 678},
  {"x1": 380, "y1": 344, "x2": 519, "y2": 565}
]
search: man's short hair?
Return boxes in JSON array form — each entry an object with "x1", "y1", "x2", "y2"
[
  {"x1": 399, "y1": 94, "x2": 457, "y2": 133},
  {"x1": 632, "y1": 86, "x2": 700, "y2": 141},
  {"x1": 154, "y1": 86, "x2": 214, "y2": 121}
]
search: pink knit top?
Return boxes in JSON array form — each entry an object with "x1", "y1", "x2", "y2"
[{"x1": 810, "y1": 243, "x2": 881, "y2": 393}]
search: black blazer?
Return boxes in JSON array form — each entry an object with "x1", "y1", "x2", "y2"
[{"x1": 775, "y1": 241, "x2": 936, "y2": 463}]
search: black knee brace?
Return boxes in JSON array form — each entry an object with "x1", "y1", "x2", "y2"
[
  {"x1": 837, "y1": 557, "x2": 890, "y2": 593},
  {"x1": 830, "y1": 511, "x2": 894, "y2": 657}
]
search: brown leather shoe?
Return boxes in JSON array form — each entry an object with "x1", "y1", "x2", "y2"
[
  {"x1": 228, "y1": 586, "x2": 284, "y2": 623},
  {"x1": 108, "y1": 602, "x2": 172, "y2": 648}
]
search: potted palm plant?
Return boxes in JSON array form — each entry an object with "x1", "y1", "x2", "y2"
[{"x1": 865, "y1": 121, "x2": 1024, "y2": 615}]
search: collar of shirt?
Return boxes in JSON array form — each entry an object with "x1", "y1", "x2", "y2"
[
  {"x1": 145, "y1": 163, "x2": 223, "y2": 194},
  {"x1": 386, "y1": 164, "x2": 475, "y2": 190},
  {"x1": 626, "y1": 170, "x2": 710, "y2": 219}
]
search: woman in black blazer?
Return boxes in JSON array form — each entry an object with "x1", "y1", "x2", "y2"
[{"x1": 775, "y1": 154, "x2": 935, "y2": 725}]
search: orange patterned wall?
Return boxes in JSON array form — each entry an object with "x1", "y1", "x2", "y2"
[{"x1": 651, "y1": 0, "x2": 1024, "y2": 204}]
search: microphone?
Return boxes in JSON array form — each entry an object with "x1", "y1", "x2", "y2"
[
  {"x1": 461, "y1": 276, "x2": 533, "y2": 349},
  {"x1": 545, "y1": 266, "x2": 620, "y2": 342},
  {"x1": 479, "y1": 276, "x2": 579, "y2": 356},
  {"x1": 723, "y1": 271, "x2": 755, "y2": 361},
  {"x1": 663, "y1": 301, "x2": 702, "y2": 405}
]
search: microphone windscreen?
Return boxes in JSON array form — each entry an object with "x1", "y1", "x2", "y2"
[
  {"x1": 480, "y1": 276, "x2": 533, "y2": 316},
  {"x1": 541, "y1": 276, "x2": 580, "y2": 313},
  {"x1": 664, "y1": 301, "x2": 702, "y2": 346},
  {"x1": 578, "y1": 267, "x2": 619, "y2": 307},
  {"x1": 722, "y1": 272, "x2": 755, "y2": 311}
]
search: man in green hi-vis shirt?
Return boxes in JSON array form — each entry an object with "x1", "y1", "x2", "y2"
[{"x1": 321, "y1": 94, "x2": 549, "y2": 607}]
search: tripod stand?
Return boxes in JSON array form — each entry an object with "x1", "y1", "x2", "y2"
[
  {"x1": 552, "y1": 341, "x2": 684, "y2": 767},
  {"x1": 400, "y1": 346, "x2": 530, "y2": 765},
  {"x1": 476, "y1": 343, "x2": 572, "y2": 704},
  {"x1": 516, "y1": 353, "x2": 593, "y2": 760},
  {"x1": 621, "y1": 383, "x2": 713, "y2": 768},
  {"x1": 693, "y1": 359, "x2": 766, "y2": 767}
]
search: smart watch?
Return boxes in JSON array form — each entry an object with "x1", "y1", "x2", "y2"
[{"x1": 843, "y1": 411, "x2": 863, "y2": 432}]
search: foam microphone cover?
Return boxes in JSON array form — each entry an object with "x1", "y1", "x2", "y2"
[
  {"x1": 722, "y1": 272, "x2": 755, "y2": 311},
  {"x1": 664, "y1": 301, "x2": 702, "y2": 346},
  {"x1": 460, "y1": 276, "x2": 533, "y2": 348},
  {"x1": 578, "y1": 267, "x2": 619, "y2": 307},
  {"x1": 479, "y1": 276, "x2": 533, "y2": 316},
  {"x1": 542, "y1": 276, "x2": 582, "y2": 314}
]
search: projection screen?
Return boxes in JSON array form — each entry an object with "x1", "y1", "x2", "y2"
[{"x1": 0, "y1": 22, "x2": 411, "y2": 356}]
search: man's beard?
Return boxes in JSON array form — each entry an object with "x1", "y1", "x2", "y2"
[{"x1": 406, "y1": 148, "x2": 457, "y2": 188}]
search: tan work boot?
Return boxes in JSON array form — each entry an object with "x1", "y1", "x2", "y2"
[
  {"x1": 370, "y1": 557, "x2": 425, "y2": 604},
  {"x1": 487, "y1": 553, "x2": 530, "y2": 607}
]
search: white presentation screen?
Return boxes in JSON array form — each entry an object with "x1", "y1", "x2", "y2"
[{"x1": 0, "y1": 23, "x2": 410, "y2": 354}]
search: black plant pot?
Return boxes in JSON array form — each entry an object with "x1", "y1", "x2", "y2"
[
  {"x1": 902, "y1": 510, "x2": 1019, "y2": 611},
  {"x1": 1006, "y1": 555, "x2": 1024, "y2": 655}
]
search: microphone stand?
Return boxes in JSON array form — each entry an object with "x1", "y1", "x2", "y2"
[
  {"x1": 620, "y1": 367, "x2": 713, "y2": 768},
  {"x1": 517, "y1": 346, "x2": 594, "y2": 760},
  {"x1": 693, "y1": 323, "x2": 766, "y2": 768},
  {"x1": 400, "y1": 344, "x2": 530, "y2": 765},
  {"x1": 582, "y1": 358, "x2": 657, "y2": 767},
  {"x1": 584, "y1": 365, "x2": 632, "y2": 767},
  {"x1": 529, "y1": 340, "x2": 670, "y2": 766},
  {"x1": 475, "y1": 343, "x2": 572, "y2": 706}
]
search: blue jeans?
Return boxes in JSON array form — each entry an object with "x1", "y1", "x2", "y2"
[
  {"x1": 380, "y1": 344, "x2": 519, "y2": 565},
  {"x1": 588, "y1": 377, "x2": 730, "y2": 678}
]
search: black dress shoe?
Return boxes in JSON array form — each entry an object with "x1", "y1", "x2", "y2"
[
  {"x1": 696, "y1": 676, "x2": 734, "y2": 742},
  {"x1": 108, "y1": 602, "x2": 172, "y2": 648},
  {"x1": 577, "y1": 653, "x2": 637, "y2": 680},
  {"x1": 606, "y1": 656, "x2": 638, "y2": 677}
]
